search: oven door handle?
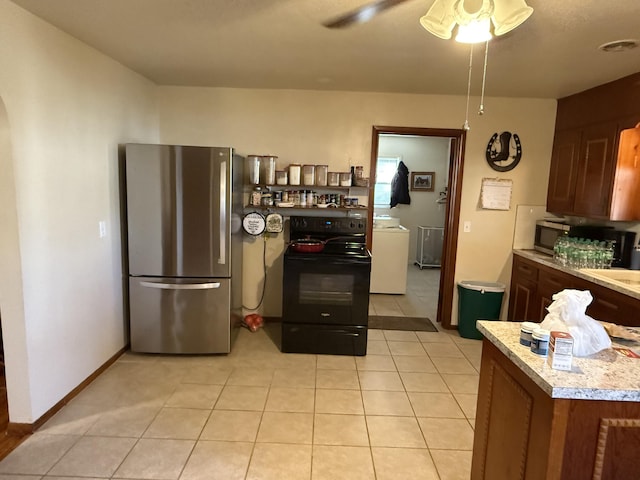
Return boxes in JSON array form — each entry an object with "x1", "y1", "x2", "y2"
[{"x1": 326, "y1": 329, "x2": 362, "y2": 337}]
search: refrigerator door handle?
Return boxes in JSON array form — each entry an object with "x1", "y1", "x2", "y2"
[
  {"x1": 139, "y1": 281, "x2": 221, "y2": 290},
  {"x1": 218, "y1": 159, "x2": 227, "y2": 265}
]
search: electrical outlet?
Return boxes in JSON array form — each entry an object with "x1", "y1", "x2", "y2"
[
  {"x1": 463, "y1": 221, "x2": 471, "y2": 233},
  {"x1": 99, "y1": 221, "x2": 107, "y2": 238}
]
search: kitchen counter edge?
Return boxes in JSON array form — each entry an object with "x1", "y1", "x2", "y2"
[{"x1": 477, "y1": 321, "x2": 640, "y2": 402}]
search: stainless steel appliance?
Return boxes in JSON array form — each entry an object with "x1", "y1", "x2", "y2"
[
  {"x1": 282, "y1": 216, "x2": 371, "y2": 356},
  {"x1": 534, "y1": 220, "x2": 637, "y2": 267},
  {"x1": 534, "y1": 220, "x2": 570, "y2": 255},
  {"x1": 122, "y1": 143, "x2": 244, "y2": 354}
]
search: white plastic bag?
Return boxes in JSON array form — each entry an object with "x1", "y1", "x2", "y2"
[{"x1": 540, "y1": 289, "x2": 611, "y2": 357}]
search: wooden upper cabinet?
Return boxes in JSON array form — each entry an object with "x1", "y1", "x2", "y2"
[
  {"x1": 572, "y1": 121, "x2": 617, "y2": 218},
  {"x1": 546, "y1": 129, "x2": 581, "y2": 214},
  {"x1": 610, "y1": 124, "x2": 640, "y2": 220},
  {"x1": 547, "y1": 72, "x2": 640, "y2": 220}
]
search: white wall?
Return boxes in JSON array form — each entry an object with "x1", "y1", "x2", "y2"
[
  {"x1": 158, "y1": 87, "x2": 558, "y2": 322},
  {"x1": 376, "y1": 135, "x2": 450, "y2": 263},
  {"x1": 0, "y1": 0, "x2": 159, "y2": 422}
]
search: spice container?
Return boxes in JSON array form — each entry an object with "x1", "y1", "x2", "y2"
[
  {"x1": 519, "y1": 322, "x2": 537, "y2": 346},
  {"x1": 247, "y1": 155, "x2": 261, "y2": 184},
  {"x1": 315, "y1": 165, "x2": 328, "y2": 186},
  {"x1": 340, "y1": 172, "x2": 352, "y2": 187},
  {"x1": 276, "y1": 170, "x2": 288, "y2": 186},
  {"x1": 306, "y1": 190, "x2": 314, "y2": 206},
  {"x1": 328, "y1": 172, "x2": 340, "y2": 186},
  {"x1": 303, "y1": 165, "x2": 315, "y2": 186},
  {"x1": 531, "y1": 328, "x2": 550, "y2": 356},
  {"x1": 260, "y1": 156, "x2": 277, "y2": 185},
  {"x1": 289, "y1": 164, "x2": 301, "y2": 185}
]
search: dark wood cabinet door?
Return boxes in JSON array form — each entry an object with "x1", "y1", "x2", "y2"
[
  {"x1": 546, "y1": 129, "x2": 581, "y2": 215},
  {"x1": 508, "y1": 256, "x2": 539, "y2": 321},
  {"x1": 573, "y1": 122, "x2": 617, "y2": 218}
]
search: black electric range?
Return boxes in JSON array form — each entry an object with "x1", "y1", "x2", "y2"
[{"x1": 281, "y1": 216, "x2": 371, "y2": 356}]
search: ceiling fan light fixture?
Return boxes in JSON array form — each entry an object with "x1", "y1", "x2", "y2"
[
  {"x1": 491, "y1": 0, "x2": 533, "y2": 36},
  {"x1": 455, "y1": 17, "x2": 493, "y2": 43},
  {"x1": 420, "y1": 0, "x2": 533, "y2": 41},
  {"x1": 419, "y1": 0, "x2": 457, "y2": 40}
]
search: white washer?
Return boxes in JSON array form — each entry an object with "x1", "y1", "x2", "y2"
[{"x1": 370, "y1": 225, "x2": 410, "y2": 294}]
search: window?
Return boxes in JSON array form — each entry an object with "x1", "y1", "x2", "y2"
[{"x1": 374, "y1": 156, "x2": 400, "y2": 206}]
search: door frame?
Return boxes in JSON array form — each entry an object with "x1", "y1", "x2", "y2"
[{"x1": 367, "y1": 126, "x2": 466, "y2": 329}]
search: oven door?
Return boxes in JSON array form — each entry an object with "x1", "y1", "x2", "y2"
[{"x1": 283, "y1": 255, "x2": 371, "y2": 326}]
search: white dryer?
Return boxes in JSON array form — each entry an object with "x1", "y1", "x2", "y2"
[{"x1": 370, "y1": 225, "x2": 410, "y2": 294}]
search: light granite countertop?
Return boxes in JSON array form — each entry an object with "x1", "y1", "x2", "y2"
[
  {"x1": 477, "y1": 320, "x2": 640, "y2": 402},
  {"x1": 513, "y1": 249, "x2": 640, "y2": 301}
]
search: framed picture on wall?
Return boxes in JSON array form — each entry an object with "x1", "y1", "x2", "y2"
[{"x1": 410, "y1": 172, "x2": 435, "y2": 191}]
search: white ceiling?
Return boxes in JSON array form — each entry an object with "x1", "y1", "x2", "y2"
[{"x1": 11, "y1": 0, "x2": 640, "y2": 99}]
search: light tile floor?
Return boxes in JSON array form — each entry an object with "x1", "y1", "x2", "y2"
[
  {"x1": 0, "y1": 322, "x2": 481, "y2": 480},
  {"x1": 0, "y1": 267, "x2": 480, "y2": 480},
  {"x1": 369, "y1": 266, "x2": 441, "y2": 321}
]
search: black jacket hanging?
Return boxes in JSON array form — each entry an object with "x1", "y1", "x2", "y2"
[{"x1": 390, "y1": 161, "x2": 411, "y2": 207}]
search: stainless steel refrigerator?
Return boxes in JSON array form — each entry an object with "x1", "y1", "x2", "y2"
[{"x1": 122, "y1": 143, "x2": 244, "y2": 354}]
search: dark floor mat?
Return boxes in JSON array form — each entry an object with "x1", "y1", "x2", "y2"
[{"x1": 368, "y1": 315, "x2": 437, "y2": 332}]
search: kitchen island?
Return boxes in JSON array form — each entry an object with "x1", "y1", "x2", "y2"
[{"x1": 471, "y1": 321, "x2": 640, "y2": 480}]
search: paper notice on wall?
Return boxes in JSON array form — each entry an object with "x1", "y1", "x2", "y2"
[{"x1": 481, "y1": 178, "x2": 513, "y2": 210}]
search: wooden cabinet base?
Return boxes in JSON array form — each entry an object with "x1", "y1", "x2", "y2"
[{"x1": 471, "y1": 341, "x2": 640, "y2": 480}]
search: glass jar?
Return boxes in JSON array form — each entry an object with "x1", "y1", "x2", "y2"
[
  {"x1": 303, "y1": 165, "x2": 315, "y2": 186},
  {"x1": 289, "y1": 164, "x2": 301, "y2": 185},
  {"x1": 247, "y1": 155, "x2": 261, "y2": 184},
  {"x1": 328, "y1": 172, "x2": 340, "y2": 186},
  {"x1": 276, "y1": 170, "x2": 288, "y2": 186},
  {"x1": 261, "y1": 192, "x2": 273, "y2": 207},
  {"x1": 315, "y1": 165, "x2": 328, "y2": 186},
  {"x1": 250, "y1": 187, "x2": 262, "y2": 206},
  {"x1": 306, "y1": 190, "x2": 314, "y2": 206},
  {"x1": 260, "y1": 156, "x2": 277, "y2": 185},
  {"x1": 340, "y1": 171, "x2": 352, "y2": 187}
]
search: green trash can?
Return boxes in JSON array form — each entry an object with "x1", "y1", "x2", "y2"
[{"x1": 457, "y1": 281, "x2": 505, "y2": 339}]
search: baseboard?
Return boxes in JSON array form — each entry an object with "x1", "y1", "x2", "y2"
[{"x1": 6, "y1": 346, "x2": 127, "y2": 436}]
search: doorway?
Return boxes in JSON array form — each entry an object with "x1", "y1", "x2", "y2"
[{"x1": 367, "y1": 126, "x2": 466, "y2": 329}]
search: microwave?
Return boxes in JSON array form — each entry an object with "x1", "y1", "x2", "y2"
[
  {"x1": 534, "y1": 220, "x2": 637, "y2": 268},
  {"x1": 534, "y1": 220, "x2": 570, "y2": 255}
]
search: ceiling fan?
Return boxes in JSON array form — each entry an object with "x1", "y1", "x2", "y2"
[{"x1": 323, "y1": 0, "x2": 414, "y2": 29}]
